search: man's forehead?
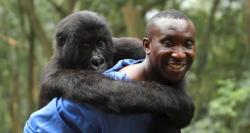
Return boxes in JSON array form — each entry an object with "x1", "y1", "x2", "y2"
[{"x1": 153, "y1": 18, "x2": 191, "y2": 32}]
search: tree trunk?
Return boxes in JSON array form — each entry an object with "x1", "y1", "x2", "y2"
[
  {"x1": 193, "y1": 0, "x2": 220, "y2": 121},
  {"x1": 244, "y1": 0, "x2": 250, "y2": 49},
  {"x1": 27, "y1": 25, "x2": 37, "y2": 113},
  {"x1": 21, "y1": 0, "x2": 53, "y2": 58},
  {"x1": 47, "y1": 0, "x2": 67, "y2": 18},
  {"x1": 9, "y1": 46, "x2": 21, "y2": 133},
  {"x1": 196, "y1": 0, "x2": 220, "y2": 73},
  {"x1": 121, "y1": 1, "x2": 144, "y2": 38},
  {"x1": 18, "y1": 0, "x2": 37, "y2": 113},
  {"x1": 66, "y1": 0, "x2": 77, "y2": 14}
]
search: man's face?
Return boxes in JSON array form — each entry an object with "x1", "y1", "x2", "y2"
[{"x1": 146, "y1": 18, "x2": 196, "y2": 82}]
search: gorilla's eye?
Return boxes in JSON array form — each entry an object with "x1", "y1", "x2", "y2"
[
  {"x1": 56, "y1": 33, "x2": 66, "y2": 45},
  {"x1": 56, "y1": 33, "x2": 62, "y2": 39},
  {"x1": 97, "y1": 40, "x2": 105, "y2": 47}
]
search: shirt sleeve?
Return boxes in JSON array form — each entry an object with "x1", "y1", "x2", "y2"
[
  {"x1": 103, "y1": 59, "x2": 143, "y2": 81},
  {"x1": 23, "y1": 97, "x2": 98, "y2": 133}
]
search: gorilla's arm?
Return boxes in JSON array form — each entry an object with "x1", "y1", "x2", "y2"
[
  {"x1": 39, "y1": 61, "x2": 194, "y2": 128},
  {"x1": 112, "y1": 37, "x2": 145, "y2": 63}
]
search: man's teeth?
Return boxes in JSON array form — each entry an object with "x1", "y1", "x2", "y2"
[{"x1": 169, "y1": 64, "x2": 184, "y2": 70}]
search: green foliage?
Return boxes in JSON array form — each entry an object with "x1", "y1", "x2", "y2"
[
  {"x1": 210, "y1": 79, "x2": 250, "y2": 117},
  {"x1": 184, "y1": 79, "x2": 250, "y2": 133}
]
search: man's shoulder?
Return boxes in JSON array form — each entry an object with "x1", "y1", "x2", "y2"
[
  {"x1": 108, "y1": 59, "x2": 143, "y2": 71},
  {"x1": 103, "y1": 59, "x2": 143, "y2": 80}
]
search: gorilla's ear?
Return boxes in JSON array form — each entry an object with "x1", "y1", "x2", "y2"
[{"x1": 56, "y1": 32, "x2": 66, "y2": 46}]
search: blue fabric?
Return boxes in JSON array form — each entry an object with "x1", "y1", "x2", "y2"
[
  {"x1": 103, "y1": 59, "x2": 143, "y2": 81},
  {"x1": 24, "y1": 59, "x2": 153, "y2": 133}
]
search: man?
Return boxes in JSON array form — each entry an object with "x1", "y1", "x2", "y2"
[
  {"x1": 24, "y1": 9, "x2": 196, "y2": 133},
  {"x1": 120, "y1": 10, "x2": 195, "y2": 84}
]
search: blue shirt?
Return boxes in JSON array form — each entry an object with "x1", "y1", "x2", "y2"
[{"x1": 24, "y1": 59, "x2": 153, "y2": 133}]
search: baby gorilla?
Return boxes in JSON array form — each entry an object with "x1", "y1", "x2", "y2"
[{"x1": 39, "y1": 11, "x2": 194, "y2": 129}]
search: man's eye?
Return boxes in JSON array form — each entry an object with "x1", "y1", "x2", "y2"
[
  {"x1": 163, "y1": 40, "x2": 173, "y2": 47},
  {"x1": 184, "y1": 41, "x2": 193, "y2": 49}
]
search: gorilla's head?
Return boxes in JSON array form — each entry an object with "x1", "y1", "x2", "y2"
[{"x1": 54, "y1": 11, "x2": 114, "y2": 71}]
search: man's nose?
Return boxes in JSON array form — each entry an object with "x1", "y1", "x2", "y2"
[{"x1": 171, "y1": 47, "x2": 186, "y2": 59}]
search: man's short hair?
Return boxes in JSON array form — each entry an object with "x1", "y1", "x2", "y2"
[{"x1": 145, "y1": 9, "x2": 189, "y2": 38}]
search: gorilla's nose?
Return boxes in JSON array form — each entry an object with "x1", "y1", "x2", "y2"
[{"x1": 90, "y1": 56, "x2": 106, "y2": 70}]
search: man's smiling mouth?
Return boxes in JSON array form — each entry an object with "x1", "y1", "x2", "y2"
[{"x1": 167, "y1": 64, "x2": 185, "y2": 72}]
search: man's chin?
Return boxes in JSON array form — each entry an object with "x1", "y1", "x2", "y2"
[{"x1": 163, "y1": 71, "x2": 185, "y2": 83}]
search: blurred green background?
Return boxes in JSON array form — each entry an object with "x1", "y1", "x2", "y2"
[{"x1": 0, "y1": 0, "x2": 249, "y2": 132}]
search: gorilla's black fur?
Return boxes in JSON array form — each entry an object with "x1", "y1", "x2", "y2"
[
  {"x1": 39, "y1": 11, "x2": 194, "y2": 131},
  {"x1": 112, "y1": 37, "x2": 145, "y2": 64}
]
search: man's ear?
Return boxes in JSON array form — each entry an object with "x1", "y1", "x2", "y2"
[{"x1": 143, "y1": 37, "x2": 150, "y2": 55}]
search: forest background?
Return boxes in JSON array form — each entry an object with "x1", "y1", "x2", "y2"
[{"x1": 0, "y1": 0, "x2": 250, "y2": 133}]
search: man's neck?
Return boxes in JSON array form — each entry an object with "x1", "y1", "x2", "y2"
[{"x1": 141, "y1": 58, "x2": 162, "y2": 82}]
